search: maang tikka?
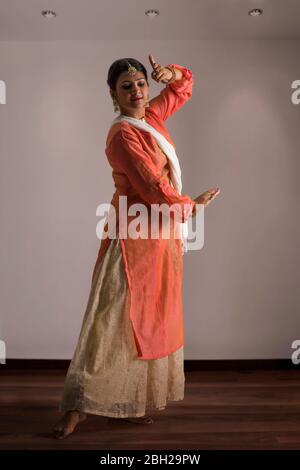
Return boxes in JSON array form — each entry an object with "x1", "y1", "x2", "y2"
[{"x1": 126, "y1": 61, "x2": 137, "y2": 76}]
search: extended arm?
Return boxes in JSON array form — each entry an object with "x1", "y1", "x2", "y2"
[{"x1": 107, "y1": 124, "x2": 195, "y2": 223}]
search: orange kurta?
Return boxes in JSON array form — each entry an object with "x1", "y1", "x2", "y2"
[{"x1": 92, "y1": 63, "x2": 195, "y2": 360}]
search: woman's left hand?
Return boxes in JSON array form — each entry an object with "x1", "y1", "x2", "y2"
[{"x1": 149, "y1": 54, "x2": 173, "y2": 84}]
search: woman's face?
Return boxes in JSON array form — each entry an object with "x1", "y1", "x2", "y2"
[{"x1": 112, "y1": 70, "x2": 149, "y2": 116}]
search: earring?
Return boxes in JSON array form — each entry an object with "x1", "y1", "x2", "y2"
[{"x1": 112, "y1": 96, "x2": 119, "y2": 113}]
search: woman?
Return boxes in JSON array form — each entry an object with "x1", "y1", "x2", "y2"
[{"x1": 53, "y1": 54, "x2": 220, "y2": 439}]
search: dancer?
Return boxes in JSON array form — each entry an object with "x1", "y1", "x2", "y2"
[{"x1": 53, "y1": 54, "x2": 220, "y2": 439}]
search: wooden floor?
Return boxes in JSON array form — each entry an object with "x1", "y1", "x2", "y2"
[{"x1": 0, "y1": 368, "x2": 300, "y2": 450}]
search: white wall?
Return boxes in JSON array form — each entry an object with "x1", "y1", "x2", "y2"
[{"x1": 0, "y1": 40, "x2": 299, "y2": 359}]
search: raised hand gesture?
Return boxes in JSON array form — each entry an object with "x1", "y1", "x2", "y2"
[{"x1": 149, "y1": 54, "x2": 173, "y2": 84}]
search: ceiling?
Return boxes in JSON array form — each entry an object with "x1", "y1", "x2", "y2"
[{"x1": 0, "y1": 0, "x2": 299, "y2": 40}]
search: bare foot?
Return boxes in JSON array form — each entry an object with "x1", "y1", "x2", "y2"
[
  {"x1": 120, "y1": 415, "x2": 154, "y2": 425},
  {"x1": 52, "y1": 410, "x2": 87, "y2": 439}
]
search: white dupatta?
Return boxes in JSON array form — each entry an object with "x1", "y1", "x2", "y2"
[{"x1": 111, "y1": 114, "x2": 190, "y2": 253}]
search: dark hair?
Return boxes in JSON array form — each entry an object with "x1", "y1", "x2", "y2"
[{"x1": 107, "y1": 58, "x2": 149, "y2": 91}]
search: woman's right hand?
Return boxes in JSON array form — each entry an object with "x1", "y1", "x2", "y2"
[{"x1": 192, "y1": 188, "x2": 220, "y2": 216}]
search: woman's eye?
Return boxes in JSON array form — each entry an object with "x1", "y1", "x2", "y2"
[{"x1": 122, "y1": 82, "x2": 145, "y2": 90}]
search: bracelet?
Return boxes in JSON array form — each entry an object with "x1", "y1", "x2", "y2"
[{"x1": 165, "y1": 66, "x2": 177, "y2": 84}]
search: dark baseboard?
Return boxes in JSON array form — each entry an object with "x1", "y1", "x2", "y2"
[
  {"x1": 1, "y1": 358, "x2": 297, "y2": 371},
  {"x1": 184, "y1": 359, "x2": 296, "y2": 371}
]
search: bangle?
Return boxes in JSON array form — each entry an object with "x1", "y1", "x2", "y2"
[{"x1": 165, "y1": 66, "x2": 176, "y2": 84}]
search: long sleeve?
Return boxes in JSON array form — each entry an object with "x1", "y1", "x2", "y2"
[
  {"x1": 107, "y1": 124, "x2": 195, "y2": 223},
  {"x1": 148, "y1": 63, "x2": 194, "y2": 121}
]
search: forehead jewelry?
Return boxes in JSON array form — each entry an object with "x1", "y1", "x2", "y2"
[{"x1": 127, "y1": 61, "x2": 137, "y2": 76}]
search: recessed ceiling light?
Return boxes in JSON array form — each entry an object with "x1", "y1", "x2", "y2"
[
  {"x1": 248, "y1": 8, "x2": 263, "y2": 17},
  {"x1": 145, "y1": 9, "x2": 160, "y2": 17},
  {"x1": 41, "y1": 10, "x2": 57, "y2": 19}
]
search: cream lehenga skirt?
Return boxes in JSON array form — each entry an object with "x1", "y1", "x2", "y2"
[{"x1": 59, "y1": 237, "x2": 185, "y2": 418}]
